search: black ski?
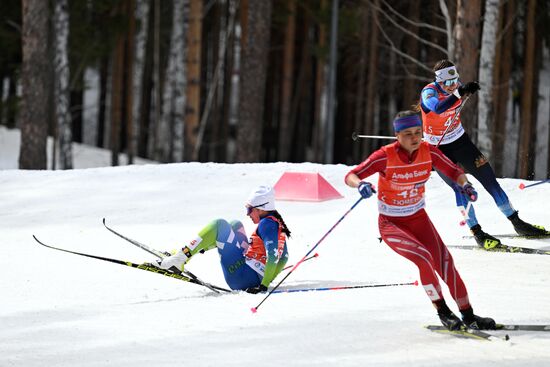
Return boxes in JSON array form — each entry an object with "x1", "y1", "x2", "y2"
[
  {"x1": 426, "y1": 325, "x2": 509, "y2": 341},
  {"x1": 447, "y1": 244, "x2": 550, "y2": 255},
  {"x1": 33, "y1": 235, "x2": 230, "y2": 293},
  {"x1": 102, "y1": 218, "x2": 232, "y2": 293},
  {"x1": 496, "y1": 324, "x2": 550, "y2": 331}
]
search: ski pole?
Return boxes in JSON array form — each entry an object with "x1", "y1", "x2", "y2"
[
  {"x1": 282, "y1": 253, "x2": 319, "y2": 271},
  {"x1": 272, "y1": 280, "x2": 418, "y2": 294},
  {"x1": 352, "y1": 132, "x2": 397, "y2": 141},
  {"x1": 459, "y1": 201, "x2": 473, "y2": 226},
  {"x1": 518, "y1": 178, "x2": 550, "y2": 190},
  {"x1": 251, "y1": 196, "x2": 364, "y2": 313}
]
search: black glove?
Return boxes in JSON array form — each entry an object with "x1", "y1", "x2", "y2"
[
  {"x1": 245, "y1": 284, "x2": 268, "y2": 294},
  {"x1": 461, "y1": 182, "x2": 478, "y2": 202},
  {"x1": 457, "y1": 81, "x2": 480, "y2": 97}
]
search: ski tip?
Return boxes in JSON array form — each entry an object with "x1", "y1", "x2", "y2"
[
  {"x1": 519, "y1": 183, "x2": 525, "y2": 190},
  {"x1": 102, "y1": 217, "x2": 106, "y2": 224},
  {"x1": 250, "y1": 307, "x2": 258, "y2": 314}
]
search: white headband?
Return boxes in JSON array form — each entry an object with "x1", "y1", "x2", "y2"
[{"x1": 435, "y1": 66, "x2": 459, "y2": 82}]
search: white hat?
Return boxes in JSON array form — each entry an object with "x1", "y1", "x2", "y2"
[{"x1": 246, "y1": 185, "x2": 276, "y2": 211}]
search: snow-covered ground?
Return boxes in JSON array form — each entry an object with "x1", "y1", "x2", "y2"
[
  {"x1": 1, "y1": 129, "x2": 550, "y2": 366},
  {"x1": 0, "y1": 126, "x2": 153, "y2": 169}
]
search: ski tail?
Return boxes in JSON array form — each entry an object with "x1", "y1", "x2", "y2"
[
  {"x1": 495, "y1": 324, "x2": 550, "y2": 331},
  {"x1": 426, "y1": 325, "x2": 509, "y2": 341},
  {"x1": 447, "y1": 244, "x2": 550, "y2": 255},
  {"x1": 102, "y1": 218, "x2": 169, "y2": 259}
]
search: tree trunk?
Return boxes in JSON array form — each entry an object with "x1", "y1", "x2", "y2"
[
  {"x1": 453, "y1": 0, "x2": 481, "y2": 136},
  {"x1": 517, "y1": 0, "x2": 537, "y2": 179},
  {"x1": 362, "y1": 0, "x2": 379, "y2": 156},
  {"x1": 54, "y1": 0, "x2": 73, "y2": 169},
  {"x1": 492, "y1": 0, "x2": 514, "y2": 176},
  {"x1": 110, "y1": 20, "x2": 126, "y2": 166},
  {"x1": 147, "y1": 0, "x2": 161, "y2": 159},
  {"x1": 312, "y1": 0, "x2": 328, "y2": 163},
  {"x1": 235, "y1": 0, "x2": 272, "y2": 162},
  {"x1": 218, "y1": 0, "x2": 236, "y2": 162},
  {"x1": 131, "y1": 0, "x2": 150, "y2": 160},
  {"x1": 184, "y1": 0, "x2": 203, "y2": 160},
  {"x1": 402, "y1": 0, "x2": 420, "y2": 108},
  {"x1": 125, "y1": 0, "x2": 136, "y2": 164},
  {"x1": 158, "y1": 0, "x2": 186, "y2": 162},
  {"x1": 477, "y1": 0, "x2": 500, "y2": 159},
  {"x1": 277, "y1": 0, "x2": 296, "y2": 162},
  {"x1": 352, "y1": 5, "x2": 368, "y2": 162},
  {"x1": 82, "y1": 66, "x2": 99, "y2": 146},
  {"x1": 19, "y1": 0, "x2": 49, "y2": 169}
]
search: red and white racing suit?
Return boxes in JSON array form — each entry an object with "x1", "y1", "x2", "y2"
[{"x1": 346, "y1": 141, "x2": 471, "y2": 309}]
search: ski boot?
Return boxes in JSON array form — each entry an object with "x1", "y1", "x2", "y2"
[
  {"x1": 460, "y1": 307, "x2": 496, "y2": 330},
  {"x1": 470, "y1": 224, "x2": 501, "y2": 249},
  {"x1": 508, "y1": 211, "x2": 549, "y2": 237},
  {"x1": 434, "y1": 300, "x2": 464, "y2": 331}
]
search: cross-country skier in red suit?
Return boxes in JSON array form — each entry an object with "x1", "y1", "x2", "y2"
[{"x1": 345, "y1": 110, "x2": 496, "y2": 331}]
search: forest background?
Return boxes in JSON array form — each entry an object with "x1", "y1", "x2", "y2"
[{"x1": 1, "y1": 0, "x2": 549, "y2": 179}]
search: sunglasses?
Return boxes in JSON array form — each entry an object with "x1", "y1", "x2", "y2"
[
  {"x1": 246, "y1": 202, "x2": 268, "y2": 215},
  {"x1": 443, "y1": 78, "x2": 459, "y2": 86}
]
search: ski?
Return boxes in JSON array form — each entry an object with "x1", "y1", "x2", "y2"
[
  {"x1": 462, "y1": 233, "x2": 550, "y2": 240},
  {"x1": 447, "y1": 244, "x2": 550, "y2": 255},
  {"x1": 102, "y1": 218, "x2": 233, "y2": 293},
  {"x1": 496, "y1": 324, "x2": 550, "y2": 331},
  {"x1": 426, "y1": 325, "x2": 509, "y2": 341},
  {"x1": 33, "y1": 235, "x2": 230, "y2": 293},
  {"x1": 102, "y1": 218, "x2": 169, "y2": 259}
]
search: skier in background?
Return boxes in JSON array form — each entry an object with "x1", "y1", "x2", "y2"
[
  {"x1": 346, "y1": 110, "x2": 496, "y2": 331},
  {"x1": 417, "y1": 59, "x2": 548, "y2": 249},
  {"x1": 154, "y1": 185, "x2": 290, "y2": 294}
]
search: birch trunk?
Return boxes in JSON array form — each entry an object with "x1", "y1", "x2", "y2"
[
  {"x1": 54, "y1": 0, "x2": 73, "y2": 169},
  {"x1": 477, "y1": 0, "x2": 500, "y2": 158},
  {"x1": 82, "y1": 66, "x2": 99, "y2": 146},
  {"x1": 131, "y1": 0, "x2": 150, "y2": 160},
  {"x1": 158, "y1": 0, "x2": 187, "y2": 162}
]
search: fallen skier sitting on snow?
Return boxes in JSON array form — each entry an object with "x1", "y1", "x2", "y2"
[{"x1": 153, "y1": 185, "x2": 290, "y2": 294}]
